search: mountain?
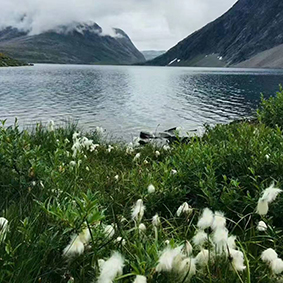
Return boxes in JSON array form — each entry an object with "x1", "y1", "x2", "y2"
[
  {"x1": 142, "y1": 50, "x2": 166, "y2": 61},
  {"x1": 0, "y1": 22, "x2": 145, "y2": 65},
  {"x1": 146, "y1": 0, "x2": 283, "y2": 68},
  {"x1": 0, "y1": 52, "x2": 27, "y2": 67}
]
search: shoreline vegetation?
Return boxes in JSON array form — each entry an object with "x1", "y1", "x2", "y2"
[
  {"x1": 1, "y1": 87, "x2": 283, "y2": 282},
  {"x1": 0, "y1": 52, "x2": 28, "y2": 67}
]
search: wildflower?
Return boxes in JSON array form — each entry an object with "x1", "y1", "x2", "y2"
[
  {"x1": 107, "y1": 145, "x2": 114, "y2": 153},
  {"x1": 171, "y1": 169, "x2": 177, "y2": 175},
  {"x1": 104, "y1": 225, "x2": 115, "y2": 238},
  {"x1": 47, "y1": 120, "x2": 54, "y2": 132},
  {"x1": 131, "y1": 199, "x2": 145, "y2": 222},
  {"x1": 152, "y1": 214, "x2": 161, "y2": 227},
  {"x1": 176, "y1": 202, "x2": 192, "y2": 217},
  {"x1": 115, "y1": 237, "x2": 126, "y2": 246},
  {"x1": 270, "y1": 258, "x2": 283, "y2": 274},
  {"x1": 90, "y1": 143, "x2": 99, "y2": 152},
  {"x1": 261, "y1": 248, "x2": 278, "y2": 262},
  {"x1": 197, "y1": 208, "x2": 214, "y2": 229},
  {"x1": 261, "y1": 183, "x2": 282, "y2": 203},
  {"x1": 230, "y1": 249, "x2": 246, "y2": 272},
  {"x1": 86, "y1": 166, "x2": 90, "y2": 171},
  {"x1": 97, "y1": 251, "x2": 124, "y2": 283},
  {"x1": 195, "y1": 249, "x2": 209, "y2": 266},
  {"x1": 185, "y1": 241, "x2": 193, "y2": 256},
  {"x1": 212, "y1": 227, "x2": 228, "y2": 254},
  {"x1": 257, "y1": 221, "x2": 267, "y2": 231},
  {"x1": 114, "y1": 175, "x2": 119, "y2": 181},
  {"x1": 227, "y1": 235, "x2": 237, "y2": 250},
  {"x1": 165, "y1": 240, "x2": 170, "y2": 245},
  {"x1": 138, "y1": 223, "x2": 146, "y2": 232},
  {"x1": 65, "y1": 138, "x2": 70, "y2": 144},
  {"x1": 211, "y1": 211, "x2": 226, "y2": 231},
  {"x1": 72, "y1": 132, "x2": 80, "y2": 141},
  {"x1": 133, "y1": 153, "x2": 141, "y2": 161},
  {"x1": 126, "y1": 143, "x2": 134, "y2": 154},
  {"x1": 256, "y1": 199, "x2": 269, "y2": 216},
  {"x1": 147, "y1": 184, "x2": 155, "y2": 194},
  {"x1": 31, "y1": 181, "x2": 36, "y2": 186},
  {"x1": 163, "y1": 145, "x2": 170, "y2": 151},
  {"x1": 133, "y1": 275, "x2": 147, "y2": 283},
  {"x1": 144, "y1": 160, "x2": 149, "y2": 164},
  {"x1": 79, "y1": 227, "x2": 91, "y2": 244},
  {"x1": 156, "y1": 246, "x2": 183, "y2": 272},
  {"x1": 155, "y1": 151, "x2": 160, "y2": 157},
  {"x1": 178, "y1": 257, "x2": 196, "y2": 278},
  {"x1": 192, "y1": 230, "x2": 208, "y2": 247},
  {"x1": 0, "y1": 217, "x2": 8, "y2": 242},
  {"x1": 98, "y1": 259, "x2": 105, "y2": 271},
  {"x1": 265, "y1": 154, "x2": 270, "y2": 160},
  {"x1": 63, "y1": 234, "x2": 84, "y2": 257},
  {"x1": 70, "y1": 161, "x2": 76, "y2": 167}
]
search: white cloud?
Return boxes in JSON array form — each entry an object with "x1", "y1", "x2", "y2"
[{"x1": 0, "y1": 0, "x2": 238, "y2": 50}]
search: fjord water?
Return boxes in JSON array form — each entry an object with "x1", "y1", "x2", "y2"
[{"x1": 1, "y1": 64, "x2": 283, "y2": 139}]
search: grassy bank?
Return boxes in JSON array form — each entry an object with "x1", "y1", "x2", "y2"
[
  {"x1": 1, "y1": 88, "x2": 283, "y2": 282},
  {"x1": 0, "y1": 52, "x2": 27, "y2": 67}
]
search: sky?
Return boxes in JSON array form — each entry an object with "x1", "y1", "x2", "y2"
[{"x1": 0, "y1": 0, "x2": 238, "y2": 51}]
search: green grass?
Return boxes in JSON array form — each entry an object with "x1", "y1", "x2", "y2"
[{"x1": 1, "y1": 88, "x2": 283, "y2": 282}]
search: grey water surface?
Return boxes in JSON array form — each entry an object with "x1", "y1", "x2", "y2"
[{"x1": 1, "y1": 64, "x2": 283, "y2": 140}]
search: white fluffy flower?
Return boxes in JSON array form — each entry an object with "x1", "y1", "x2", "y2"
[
  {"x1": 261, "y1": 248, "x2": 278, "y2": 262},
  {"x1": 70, "y1": 161, "x2": 76, "y2": 167},
  {"x1": 133, "y1": 153, "x2": 141, "y2": 161},
  {"x1": 114, "y1": 175, "x2": 119, "y2": 181},
  {"x1": 256, "y1": 199, "x2": 269, "y2": 216},
  {"x1": 155, "y1": 151, "x2": 160, "y2": 157},
  {"x1": 152, "y1": 214, "x2": 161, "y2": 227},
  {"x1": 131, "y1": 199, "x2": 145, "y2": 222},
  {"x1": 97, "y1": 251, "x2": 124, "y2": 283},
  {"x1": 0, "y1": 217, "x2": 8, "y2": 242},
  {"x1": 195, "y1": 249, "x2": 209, "y2": 266},
  {"x1": 156, "y1": 246, "x2": 183, "y2": 272},
  {"x1": 138, "y1": 223, "x2": 147, "y2": 232},
  {"x1": 270, "y1": 258, "x2": 283, "y2": 274},
  {"x1": 192, "y1": 230, "x2": 208, "y2": 247},
  {"x1": 185, "y1": 241, "x2": 193, "y2": 256},
  {"x1": 79, "y1": 227, "x2": 91, "y2": 244},
  {"x1": 197, "y1": 208, "x2": 214, "y2": 229},
  {"x1": 63, "y1": 234, "x2": 84, "y2": 257},
  {"x1": 163, "y1": 145, "x2": 170, "y2": 151},
  {"x1": 147, "y1": 184, "x2": 155, "y2": 194},
  {"x1": 213, "y1": 227, "x2": 228, "y2": 254},
  {"x1": 227, "y1": 235, "x2": 237, "y2": 250},
  {"x1": 47, "y1": 120, "x2": 54, "y2": 132},
  {"x1": 211, "y1": 211, "x2": 226, "y2": 231},
  {"x1": 177, "y1": 257, "x2": 196, "y2": 278},
  {"x1": 261, "y1": 184, "x2": 282, "y2": 203},
  {"x1": 230, "y1": 249, "x2": 246, "y2": 272},
  {"x1": 104, "y1": 225, "x2": 115, "y2": 238},
  {"x1": 171, "y1": 169, "x2": 177, "y2": 175},
  {"x1": 257, "y1": 221, "x2": 267, "y2": 231},
  {"x1": 176, "y1": 202, "x2": 192, "y2": 217},
  {"x1": 115, "y1": 237, "x2": 126, "y2": 246},
  {"x1": 133, "y1": 275, "x2": 147, "y2": 283}
]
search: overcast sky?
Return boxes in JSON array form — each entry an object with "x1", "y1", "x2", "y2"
[{"x1": 0, "y1": 0, "x2": 238, "y2": 51}]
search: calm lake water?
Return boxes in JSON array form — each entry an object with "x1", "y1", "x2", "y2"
[{"x1": 1, "y1": 64, "x2": 283, "y2": 139}]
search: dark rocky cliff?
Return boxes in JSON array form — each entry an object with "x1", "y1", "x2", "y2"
[{"x1": 146, "y1": 0, "x2": 283, "y2": 68}]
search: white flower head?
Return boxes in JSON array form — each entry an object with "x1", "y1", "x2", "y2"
[
  {"x1": 176, "y1": 202, "x2": 192, "y2": 217},
  {"x1": 171, "y1": 169, "x2": 177, "y2": 175},
  {"x1": 185, "y1": 241, "x2": 193, "y2": 256},
  {"x1": 97, "y1": 251, "x2": 124, "y2": 283},
  {"x1": 114, "y1": 175, "x2": 119, "y2": 181},
  {"x1": 70, "y1": 161, "x2": 76, "y2": 167},
  {"x1": 227, "y1": 235, "x2": 237, "y2": 250},
  {"x1": 0, "y1": 217, "x2": 8, "y2": 242},
  {"x1": 230, "y1": 249, "x2": 246, "y2": 272},
  {"x1": 133, "y1": 275, "x2": 147, "y2": 283},
  {"x1": 63, "y1": 234, "x2": 84, "y2": 257},
  {"x1": 178, "y1": 257, "x2": 196, "y2": 278},
  {"x1": 211, "y1": 211, "x2": 226, "y2": 231},
  {"x1": 256, "y1": 199, "x2": 269, "y2": 216},
  {"x1": 261, "y1": 183, "x2": 282, "y2": 203},
  {"x1": 152, "y1": 214, "x2": 161, "y2": 227},
  {"x1": 115, "y1": 237, "x2": 126, "y2": 246},
  {"x1": 133, "y1": 153, "x2": 141, "y2": 162},
  {"x1": 192, "y1": 230, "x2": 208, "y2": 247},
  {"x1": 197, "y1": 208, "x2": 214, "y2": 229},
  {"x1": 79, "y1": 227, "x2": 91, "y2": 244},
  {"x1": 47, "y1": 120, "x2": 55, "y2": 132},
  {"x1": 213, "y1": 227, "x2": 228, "y2": 254},
  {"x1": 147, "y1": 184, "x2": 155, "y2": 194},
  {"x1": 155, "y1": 151, "x2": 160, "y2": 157},
  {"x1": 195, "y1": 249, "x2": 209, "y2": 266},
  {"x1": 261, "y1": 248, "x2": 278, "y2": 262},
  {"x1": 270, "y1": 258, "x2": 283, "y2": 274},
  {"x1": 104, "y1": 224, "x2": 115, "y2": 238},
  {"x1": 156, "y1": 246, "x2": 183, "y2": 272},
  {"x1": 163, "y1": 145, "x2": 170, "y2": 151},
  {"x1": 257, "y1": 221, "x2": 267, "y2": 231},
  {"x1": 139, "y1": 223, "x2": 147, "y2": 232},
  {"x1": 131, "y1": 199, "x2": 145, "y2": 222}
]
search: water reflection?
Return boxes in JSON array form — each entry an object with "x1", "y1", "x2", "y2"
[{"x1": 0, "y1": 64, "x2": 283, "y2": 139}]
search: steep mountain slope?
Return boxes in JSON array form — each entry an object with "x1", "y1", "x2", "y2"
[
  {"x1": 0, "y1": 22, "x2": 145, "y2": 65},
  {"x1": 142, "y1": 50, "x2": 166, "y2": 61},
  {"x1": 146, "y1": 0, "x2": 283, "y2": 68}
]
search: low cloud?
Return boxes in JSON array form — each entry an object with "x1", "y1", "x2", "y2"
[{"x1": 0, "y1": 0, "x2": 237, "y2": 50}]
